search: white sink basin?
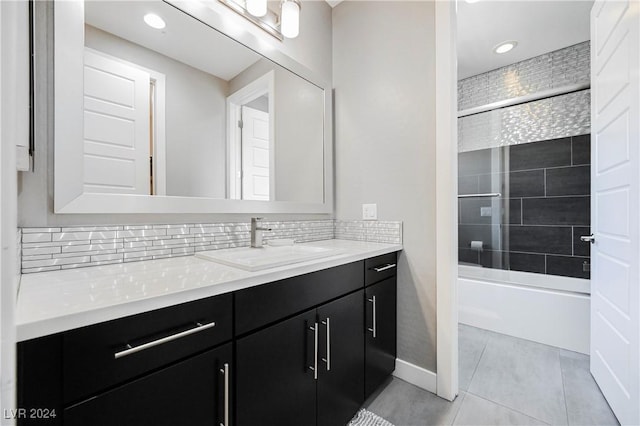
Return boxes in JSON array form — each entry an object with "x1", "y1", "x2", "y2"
[{"x1": 195, "y1": 245, "x2": 343, "y2": 271}]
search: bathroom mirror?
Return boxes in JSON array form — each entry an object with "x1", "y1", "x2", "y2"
[{"x1": 53, "y1": 0, "x2": 331, "y2": 214}]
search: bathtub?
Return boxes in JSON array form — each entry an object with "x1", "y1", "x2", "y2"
[{"x1": 458, "y1": 265, "x2": 590, "y2": 354}]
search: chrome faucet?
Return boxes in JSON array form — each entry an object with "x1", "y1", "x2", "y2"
[{"x1": 250, "y1": 217, "x2": 272, "y2": 248}]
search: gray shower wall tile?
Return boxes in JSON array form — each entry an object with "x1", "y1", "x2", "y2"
[
  {"x1": 546, "y1": 166, "x2": 590, "y2": 196},
  {"x1": 458, "y1": 198, "x2": 521, "y2": 225},
  {"x1": 571, "y1": 134, "x2": 591, "y2": 166},
  {"x1": 509, "y1": 137, "x2": 572, "y2": 171},
  {"x1": 458, "y1": 175, "x2": 479, "y2": 195},
  {"x1": 19, "y1": 220, "x2": 402, "y2": 274},
  {"x1": 522, "y1": 197, "x2": 590, "y2": 226},
  {"x1": 507, "y1": 226, "x2": 573, "y2": 256},
  {"x1": 477, "y1": 170, "x2": 546, "y2": 198},
  {"x1": 509, "y1": 170, "x2": 546, "y2": 197},
  {"x1": 573, "y1": 227, "x2": 591, "y2": 257},
  {"x1": 546, "y1": 255, "x2": 590, "y2": 279},
  {"x1": 477, "y1": 250, "x2": 547, "y2": 274},
  {"x1": 459, "y1": 224, "x2": 500, "y2": 251}
]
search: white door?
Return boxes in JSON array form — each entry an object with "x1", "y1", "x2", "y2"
[
  {"x1": 241, "y1": 106, "x2": 270, "y2": 200},
  {"x1": 590, "y1": 1, "x2": 640, "y2": 424},
  {"x1": 83, "y1": 49, "x2": 150, "y2": 194}
]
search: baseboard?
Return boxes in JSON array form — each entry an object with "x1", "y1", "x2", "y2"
[{"x1": 392, "y1": 358, "x2": 437, "y2": 393}]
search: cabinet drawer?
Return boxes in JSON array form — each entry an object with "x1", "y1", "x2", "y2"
[
  {"x1": 365, "y1": 252, "x2": 398, "y2": 286},
  {"x1": 235, "y1": 261, "x2": 364, "y2": 335},
  {"x1": 63, "y1": 293, "x2": 232, "y2": 404},
  {"x1": 64, "y1": 343, "x2": 232, "y2": 426}
]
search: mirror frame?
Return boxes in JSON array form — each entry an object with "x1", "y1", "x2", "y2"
[{"x1": 53, "y1": 0, "x2": 333, "y2": 214}]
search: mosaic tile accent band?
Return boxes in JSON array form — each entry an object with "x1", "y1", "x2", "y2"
[
  {"x1": 458, "y1": 41, "x2": 591, "y2": 153},
  {"x1": 458, "y1": 90, "x2": 591, "y2": 153},
  {"x1": 458, "y1": 41, "x2": 590, "y2": 111},
  {"x1": 20, "y1": 220, "x2": 402, "y2": 274}
]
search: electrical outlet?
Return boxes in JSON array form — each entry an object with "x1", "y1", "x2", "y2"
[{"x1": 362, "y1": 204, "x2": 377, "y2": 220}]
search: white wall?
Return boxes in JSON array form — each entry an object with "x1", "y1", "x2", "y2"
[
  {"x1": 333, "y1": 1, "x2": 437, "y2": 371},
  {"x1": 18, "y1": 0, "x2": 333, "y2": 227},
  {"x1": 1, "y1": 0, "x2": 27, "y2": 419}
]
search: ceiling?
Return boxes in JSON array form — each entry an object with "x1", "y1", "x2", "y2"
[
  {"x1": 85, "y1": 1, "x2": 261, "y2": 81},
  {"x1": 457, "y1": 0, "x2": 593, "y2": 79}
]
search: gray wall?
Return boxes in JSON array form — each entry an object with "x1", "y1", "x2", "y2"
[
  {"x1": 18, "y1": 1, "x2": 333, "y2": 227},
  {"x1": 333, "y1": 1, "x2": 437, "y2": 371},
  {"x1": 85, "y1": 26, "x2": 228, "y2": 198}
]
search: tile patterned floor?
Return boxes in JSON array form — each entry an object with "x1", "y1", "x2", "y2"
[{"x1": 364, "y1": 324, "x2": 619, "y2": 426}]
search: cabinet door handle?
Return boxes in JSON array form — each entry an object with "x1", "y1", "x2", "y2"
[
  {"x1": 368, "y1": 296, "x2": 377, "y2": 338},
  {"x1": 219, "y1": 363, "x2": 230, "y2": 426},
  {"x1": 321, "y1": 317, "x2": 331, "y2": 371},
  {"x1": 309, "y1": 322, "x2": 319, "y2": 380},
  {"x1": 114, "y1": 321, "x2": 216, "y2": 359},
  {"x1": 371, "y1": 263, "x2": 396, "y2": 272}
]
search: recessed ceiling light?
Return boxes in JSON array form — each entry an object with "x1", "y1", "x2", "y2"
[
  {"x1": 144, "y1": 13, "x2": 166, "y2": 30},
  {"x1": 494, "y1": 41, "x2": 517, "y2": 54}
]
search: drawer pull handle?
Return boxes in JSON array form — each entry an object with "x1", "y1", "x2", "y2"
[
  {"x1": 371, "y1": 263, "x2": 396, "y2": 272},
  {"x1": 321, "y1": 317, "x2": 331, "y2": 371},
  {"x1": 368, "y1": 296, "x2": 377, "y2": 338},
  {"x1": 219, "y1": 363, "x2": 230, "y2": 426},
  {"x1": 114, "y1": 321, "x2": 216, "y2": 359},
  {"x1": 309, "y1": 323, "x2": 319, "y2": 380}
]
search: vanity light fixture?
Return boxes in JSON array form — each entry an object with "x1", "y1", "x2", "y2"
[
  {"x1": 280, "y1": 0, "x2": 301, "y2": 39},
  {"x1": 143, "y1": 13, "x2": 166, "y2": 30},
  {"x1": 246, "y1": 0, "x2": 267, "y2": 17},
  {"x1": 494, "y1": 40, "x2": 517, "y2": 54},
  {"x1": 218, "y1": 0, "x2": 301, "y2": 40},
  {"x1": 465, "y1": 0, "x2": 482, "y2": 3}
]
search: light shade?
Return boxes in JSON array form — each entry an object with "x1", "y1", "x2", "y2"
[
  {"x1": 494, "y1": 41, "x2": 517, "y2": 54},
  {"x1": 143, "y1": 13, "x2": 166, "y2": 30},
  {"x1": 246, "y1": 0, "x2": 267, "y2": 17},
  {"x1": 281, "y1": 0, "x2": 300, "y2": 38}
]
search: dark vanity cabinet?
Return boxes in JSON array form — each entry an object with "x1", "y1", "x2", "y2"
[
  {"x1": 18, "y1": 252, "x2": 399, "y2": 426},
  {"x1": 234, "y1": 261, "x2": 365, "y2": 426},
  {"x1": 364, "y1": 253, "x2": 398, "y2": 398},
  {"x1": 65, "y1": 343, "x2": 232, "y2": 426},
  {"x1": 18, "y1": 294, "x2": 234, "y2": 426},
  {"x1": 235, "y1": 290, "x2": 365, "y2": 426}
]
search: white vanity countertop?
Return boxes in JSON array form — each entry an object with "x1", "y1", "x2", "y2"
[{"x1": 17, "y1": 239, "x2": 402, "y2": 342}]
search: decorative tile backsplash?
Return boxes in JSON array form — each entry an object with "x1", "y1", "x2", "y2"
[
  {"x1": 20, "y1": 220, "x2": 402, "y2": 274},
  {"x1": 334, "y1": 221, "x2": 403, "y2": 245}
]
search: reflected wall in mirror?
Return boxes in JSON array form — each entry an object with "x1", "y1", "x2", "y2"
[{"x1": 75, "y1": 1, "x2": 323, "y2": 204}]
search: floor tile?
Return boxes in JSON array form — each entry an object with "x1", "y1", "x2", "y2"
[
  {"x1": 453, "y1": 393, "x2": 548, "y2": 425},
  {"x1": 467, "y1": 332, "x2": 568, "y2": 425},
  {"x1": 560, "y1": 352, "x2": 619, "y2": 426},
  {"x1": 366, "y1": 377, "x2": 463, "y2": 426},
  {"x1": 458, "y1": 324, "x2": 490, "y2": 390}
]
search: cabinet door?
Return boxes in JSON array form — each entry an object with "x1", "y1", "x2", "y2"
[
  {"x1": 64, "y1": 343, "x2": 232, "y2": 426},
  {"x1": 365, "y1": 277, "x2": 397, "y2": 398},
  {"x1": 236, "y1": 310, "x2": 317, "y2": 426},
  {"x1": 316, "y1": 290, "x2": 364, "y2": 426}
]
